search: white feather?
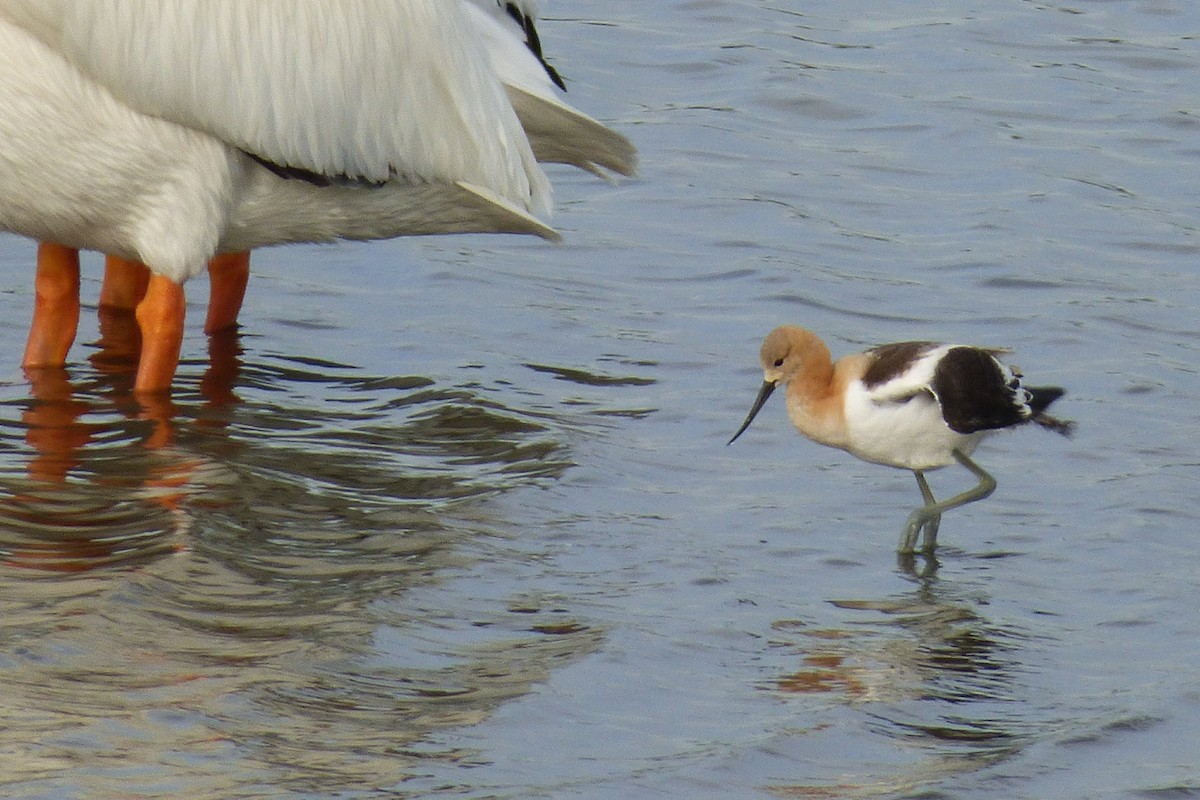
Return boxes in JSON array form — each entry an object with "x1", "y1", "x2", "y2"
[
  {"x1": 0, "y1": 0, "x2": 552, "y2": 213},
  {"x1": 862, "y1": 346, "x2": 949, "y2": 405},
  {"x1": 842, "y1": 380, "x2": 983, "y2": 471},
  {"x1": 0, "y1": 1, "x2": 641, "y2": 283},
  {"x1": 463, "y1": 0, "x2": 638, "y2": 177},
  {"x1": 466, "y1": 0, "x2": 561, "y2": 97},
  {"x1": 840, "y1": 347, "x2": 982, "y2": 470}
]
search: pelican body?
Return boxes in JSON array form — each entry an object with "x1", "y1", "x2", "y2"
[
  {"x1": 729, "y1": 325, "x2": 1072, "y2": 553},
  {"x1": 0, "y1": 0, "x2": 635, "y2": 392}
]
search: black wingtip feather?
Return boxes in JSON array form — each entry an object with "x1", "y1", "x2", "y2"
[
  {"x1": 505, "y1": 2, "x2": 568, "y2": 91},
  {"x1": 1026, "y1": 386, "x2": 1065, "y2": 416},
  {"x1": 1034, "y1": 414, "x2": 1076, "y2": 437},
  {"x1": 1026, "y1": 386, "x2": 1074, "y2": 437}
]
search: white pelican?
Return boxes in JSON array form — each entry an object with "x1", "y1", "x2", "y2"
[{"x1": 0, "y1": 0, "x2": 635, "y2": 392}]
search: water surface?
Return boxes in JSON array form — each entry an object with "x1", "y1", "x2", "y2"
[{"x1": 1, "y1": 1, "x2": 1198, "y2": 798}]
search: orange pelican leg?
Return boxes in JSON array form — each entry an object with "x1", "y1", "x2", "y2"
[
  {"x1": 93, "y1": 254, "x2": 153, "y2": 368},
  {"x1": 99, "y1": 254, "x2": 151, "y2": 311},
  {"x1": 23, "y1": 242, "x2": 81, "y2": 368},
  {"x1": 134, "y1": 274, "x2": 187, "y2": 394},
  {"x1": 204, "y1": 251, "x2": 250, "y2": 334}
]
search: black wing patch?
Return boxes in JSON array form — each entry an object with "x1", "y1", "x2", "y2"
[
  {"x1": 245, "y1": 152, "x2": 333, "y2": 187},
  {"x1": 931, "y1": 347, "x2": 1030, "y2": 434},
  {"x1": 861, "y1": 341, "x2": 937, "y2": 390},
  {"x1": 244, "y1": 152, "x2": 387, "y2": 188}
]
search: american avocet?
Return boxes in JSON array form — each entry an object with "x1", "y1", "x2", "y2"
[
  {"x1": 728, "y1": 325, "x2": 1073, "y2": 553},
  {"x1": 1, "y1": 0, "x2": 635, "y2": 393}
]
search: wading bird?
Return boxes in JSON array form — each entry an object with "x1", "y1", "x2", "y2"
[
  {"x1": 0, "y1": 0, "x2": 635, "y2": 393},
  {"x1": 728, "y1": 325, "x2": 1072, "y2": 553}
]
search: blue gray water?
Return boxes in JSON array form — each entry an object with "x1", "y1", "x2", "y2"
[{"x1": 0, "y1": 1, "x2": 1197, "y2": 797}]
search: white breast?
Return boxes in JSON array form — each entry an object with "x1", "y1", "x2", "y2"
[{"x1": 841, "y1": 374, "x2": 985, "y2": 471}]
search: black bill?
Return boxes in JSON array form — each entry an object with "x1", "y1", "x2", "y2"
[{"x1": 727, "y1": 380, "x2": 777, "y2": 445}]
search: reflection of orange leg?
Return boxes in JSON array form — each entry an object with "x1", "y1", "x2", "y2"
[
  {"x1": 9, "y1": 368, "x2": 108, "y2": 571},
  {"x1": 93, "y1": 305, "x2": 143, "y2": 370},
  {"x1": 23, "y1": 242, "x2": 81, "y2": 368},
  {"x1": 99, "y1": 254, "x2": 151, "y2": 311},
  {"x1": 201, "y1": 329, "x2": 243, "y2": 411},
  {"x1": 204, "y1": 251, "x2": 250, "y2": 334},
  {"x1": 23, "y1": 368, "x2": 92, "y2": 483},
  {"x1": 134, "y1": 275, "x2": 187, "y2": 394}
]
